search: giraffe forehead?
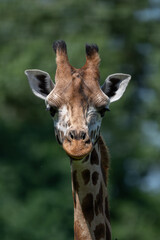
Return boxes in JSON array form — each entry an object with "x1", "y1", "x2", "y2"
[
  {"x1": 65, "y1": 77, "x2": 92, "y2": 104},
  {"x1": 49, "y1": 73, "x2": 108, "y2": 108}
]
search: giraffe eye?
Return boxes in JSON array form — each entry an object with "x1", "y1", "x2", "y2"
[
  {"x1": 46, "y1": 105, "x2": 57, "y2": 117},
  {"x1": 49, "y1": 107, "x2": 57, "y2": 117},
  {"x1": 98, "y1": 107, "x2": 110, "y2": 117}
]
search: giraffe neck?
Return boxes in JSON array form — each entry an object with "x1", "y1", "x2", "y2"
[{"x1": 71, "y1": 136, "x2": 111, "y2": 240}]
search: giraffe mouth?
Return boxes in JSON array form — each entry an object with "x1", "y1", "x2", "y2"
[
  {"x1": 69, "y1": 155, "x2": 88, "y2": 161},
  {"x1": 62, "y1": 138, "x2": 92, "y2": 160}
]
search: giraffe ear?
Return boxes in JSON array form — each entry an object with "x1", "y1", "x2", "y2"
[
  {"x1": 25, "y1": 69, "x2": 54, "y2": 100},
  {"x1": 101, "y1": 73, "x2": 131, "y2": 103}
]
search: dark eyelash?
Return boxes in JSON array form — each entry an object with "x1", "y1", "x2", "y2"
[
  {"x1": 49, "y1": 107, "x2": 57, "y2": 117},
  {"x1": 98, "y1": 107, "x2": 110, "y2": 117},
  {"x1": 46, "y1": 105, "x2": 57, "y2": 117}
]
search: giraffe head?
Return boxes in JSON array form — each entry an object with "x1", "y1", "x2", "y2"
[{"x1": 25, "y1": 40, "x2": 131, "y2": 160}]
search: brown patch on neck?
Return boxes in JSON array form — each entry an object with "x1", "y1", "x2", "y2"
[
  {"x1": 90, "y1": 148, "x2": 99, "y2": 165},
  {"x1": 72, "y1": 170, "x2": 79, "y2": 192},
  {"x1": 82, "y1": 193, "x2": 94, "y2": 226},
  {"x1": 94, "y1": 223, "x2": 105, "y2": 240},
  {"x1": 95, "y1": 183, "x2": 103, "y2": 216},
  {"x1": 92, "y1": 171, "x2": 99, "y2": 185},
  {"x1": 82, "y1": 169, "x2": 90, "y2": 185}
]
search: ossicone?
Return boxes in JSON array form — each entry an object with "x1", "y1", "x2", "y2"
[
  {"x1": 86, "y1": 44, "x2": 99, "y2": 57},
  {"x1": 84, "y1": 43, "x2": 100, "y2": 70},
  {"x1": 53, "y1": 40, "x2": 67, "y2": 54}
]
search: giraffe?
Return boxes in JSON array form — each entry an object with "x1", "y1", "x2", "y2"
[{"x1": 25, "y1": 40, "x2": 131, "y2": 240}]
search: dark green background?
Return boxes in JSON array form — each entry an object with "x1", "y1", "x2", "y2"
[{"x1": 0, "y1": 0, "x2": 160, "y2": 239}]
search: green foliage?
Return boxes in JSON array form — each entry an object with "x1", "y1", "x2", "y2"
[{"x1": 0, "y1": 0, "x2": 160, "y2": 239}]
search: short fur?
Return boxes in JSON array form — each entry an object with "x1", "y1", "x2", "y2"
[{"x1": 25, "y1": 40, "x2": 131, "y2": 240}]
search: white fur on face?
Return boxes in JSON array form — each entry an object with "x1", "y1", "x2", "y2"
[
  {"x1": 54, "y1": 105, "x2": 69, "y2": 133},
  {"x1": 87, "y1": 106, "x2": 102, "y2": 144},
  {"x1": 53, "y1": 104, "x2": 102, "y2": 145}
]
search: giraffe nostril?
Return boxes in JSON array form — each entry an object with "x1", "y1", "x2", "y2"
[
  {"x1": 85, "y1": 139, "x2": 91, "y2": 144},
  {"x1": 69, "y1": 131, "x2": 74, "y2": 139},
  {"x1": 68, "y1": 130, "x2": 88, "y2": 141},
  {"x1": 80, "y1": 131, "x2": 86, "y2": 140},
  {"x1": 68, "y1": 130, "x2": 76, "y2": 140}
]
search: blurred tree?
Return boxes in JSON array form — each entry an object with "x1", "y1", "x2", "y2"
[{"x1": 0, "y1": 0, "x2": 160, "y2": 239}]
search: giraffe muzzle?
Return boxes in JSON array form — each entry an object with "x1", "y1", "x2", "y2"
[{"x1": 62, "y1": 137, "x2": 92, "y2": 160}]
